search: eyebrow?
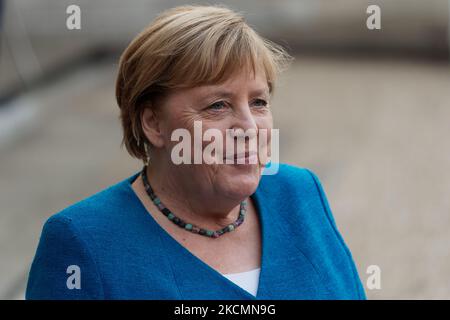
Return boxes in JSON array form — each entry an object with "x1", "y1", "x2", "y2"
[{"x1": 202, "y1": 88, "x2": 270, "y2": 100}]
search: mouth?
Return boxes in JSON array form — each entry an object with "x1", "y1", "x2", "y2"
[{"x1": 223, "y1": 151, "x2": 259, "y2": 164}]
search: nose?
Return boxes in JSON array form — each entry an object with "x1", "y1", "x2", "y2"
[{"x1": 229, "y1": 103, "x2": 258, "y2": 141}]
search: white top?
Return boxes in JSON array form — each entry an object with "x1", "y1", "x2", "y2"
[{"x1": 221, "y1": 267, "x2": 261, "y2": 297}]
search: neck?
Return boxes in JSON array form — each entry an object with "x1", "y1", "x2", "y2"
[{"x1": 144, "y1": 160, "x2": 245, "y2": 230}]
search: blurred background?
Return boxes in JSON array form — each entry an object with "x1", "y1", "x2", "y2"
[{"x1": 1, "y1": 0, "x2": 449, "y2": 299}]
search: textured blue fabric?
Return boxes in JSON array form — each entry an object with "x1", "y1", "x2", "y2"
[{"x1": 26, "y1": 163, "x2": 366, "y2": 300}]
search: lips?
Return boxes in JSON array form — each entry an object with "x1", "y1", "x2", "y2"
[{"x1": 224, "y1": 151, "x2": 258, "y2": 163}]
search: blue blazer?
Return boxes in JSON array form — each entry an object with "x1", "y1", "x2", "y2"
[{"x1": 26, "y1": 163, "x2": 366, "y2": 299}]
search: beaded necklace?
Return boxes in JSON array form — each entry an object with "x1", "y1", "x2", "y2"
[{"x1": 141, "y1": 166, "x2": 247, "y2": 238}]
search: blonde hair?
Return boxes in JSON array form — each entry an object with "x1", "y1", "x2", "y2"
[{"x1": 116, "y1": 4, "x2": 293, "y2": 162}]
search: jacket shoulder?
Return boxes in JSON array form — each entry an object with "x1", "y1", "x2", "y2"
[
  {"x1": 259, "y1": 162, "x2": 318, "y2": 196},
  {"x1": 258, "y1": 163, "x2": 366, "y2": 299},
  {"x1": 48, "y1": 173, "x2": 138, "y2": 225}
]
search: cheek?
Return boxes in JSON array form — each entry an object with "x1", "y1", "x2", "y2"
[
  {"x1": 261, "y1": 111, "x2": 273, "y2": 128},
  {"x1": 162, "y1": 110, "x2": 198, "y2": 147},
  {"x1": 256, "y1": 115, "x2": 274, "y2": 162},
  {"x1": 165, "y1": 113, "x2": 231, "y2": 164},
  {"x1": 201, "y1": 122, "x2": 229, "y2": 163}
]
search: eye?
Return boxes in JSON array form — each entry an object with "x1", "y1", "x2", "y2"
[
  {"x1": 252, "y1": 99, "x2": 268, "y2": 108},
  {"x1": 207, "y1": 101, "x2": 227, "y2": 111}
]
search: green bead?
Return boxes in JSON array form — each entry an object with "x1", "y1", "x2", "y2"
[
  {"x1": 206, "y1": 230, "x2": 214, "y2": 237},
  {"x1": 154, "y1": 198, "x2": 161, "y2": 205},
  {"x1": 167, "y1": 213, "x2": 175, "y2": 220},
  {"x1": 185, "y1": 224, "x2": 193, "y2": 230},
  {"x1": 227, "y1": 224, "x2": 235, "y2": 231}
]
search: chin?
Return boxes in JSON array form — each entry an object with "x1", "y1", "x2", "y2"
[{"x1": 218, "y1": 163, "x2": 262, "y2": 199}]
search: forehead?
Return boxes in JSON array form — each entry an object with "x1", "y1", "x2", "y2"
[{"x1": 174, "y1": 69, "x2": 270, "y2": 102}]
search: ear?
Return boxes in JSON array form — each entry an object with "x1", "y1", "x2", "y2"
[{"x1": 141, "y1": 107, "x2": 165, "y2": 148}]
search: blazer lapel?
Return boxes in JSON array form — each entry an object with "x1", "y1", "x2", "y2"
[
  {"x1": 252, "y1": 180, "x2": 326, "y2": 300},
  {"x1": 161, "y1": 227, "x2": 257, "y2": 299}
]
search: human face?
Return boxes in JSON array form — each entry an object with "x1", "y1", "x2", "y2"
[{"x1": 151, "y1": 68, "x2": 273, "y2": 201}]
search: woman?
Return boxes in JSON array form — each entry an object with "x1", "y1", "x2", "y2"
[{"x1": 26, "y1": 5, "x2": 365, "y2": 300}]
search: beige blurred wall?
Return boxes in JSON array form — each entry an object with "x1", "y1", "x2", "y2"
[{"x1": 1, "y1": 0, "x2": 449, "y2": 97}]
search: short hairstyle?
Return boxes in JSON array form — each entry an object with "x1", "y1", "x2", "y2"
[{"x1": 115, "y1": 4, "x2": 293, "y2": 162}]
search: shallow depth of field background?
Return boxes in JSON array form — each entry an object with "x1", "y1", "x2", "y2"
[{"x1": 1, "y1": 0, "x2": 449, "y2": 299}]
